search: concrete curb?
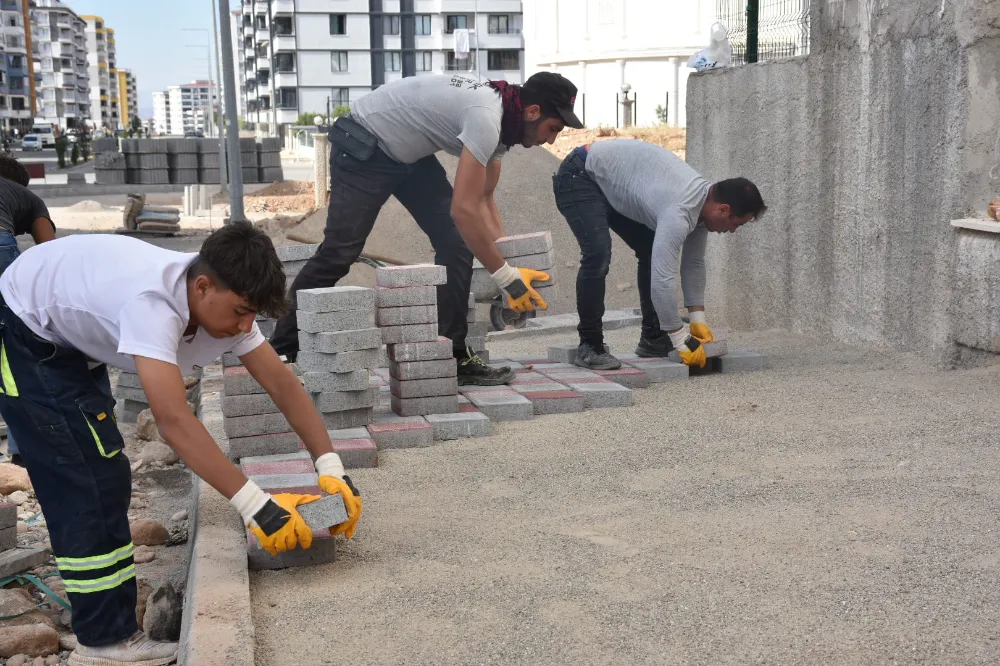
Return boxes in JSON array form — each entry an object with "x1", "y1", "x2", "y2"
[
  {"x1": 179, "y1": 367, "x2": 255, "y2": 666},
  {"x1": 487, "y1": 308, "x2": 643, "y2": 340}
]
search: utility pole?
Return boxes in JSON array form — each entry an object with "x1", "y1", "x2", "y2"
[
  {"x1": 211, "y1": 1, "x2": 228, "y2": 194},
  {"x1": 217, "y1": 0, "x2": 245, "y2": 223}
]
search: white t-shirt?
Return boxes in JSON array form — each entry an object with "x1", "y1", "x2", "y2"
[{"x1": 0, "y1": 234, "x2": 265, "y2": 375}]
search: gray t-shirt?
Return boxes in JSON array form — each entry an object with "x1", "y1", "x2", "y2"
[
  {"x1": 585, "y1": 139, "x2": 711, "y2": 331},
  {"x1": 351, "y1": 74, "x2": 508, "y2": 167},
  {"x1": 0, "y1": 177, "x2": 50, "y2": 237}
]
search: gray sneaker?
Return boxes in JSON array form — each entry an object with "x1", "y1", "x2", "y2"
[
  {"x1": 69, "y1": 631, "x2": 178, "y2": 666},
  {"x1": 574, "y1": 342, "x2": 622, "y2": 370}
]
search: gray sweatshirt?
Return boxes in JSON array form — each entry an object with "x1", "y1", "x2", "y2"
[{"x1": 584, "y1": 140, "x2": 711, "y2": 331}]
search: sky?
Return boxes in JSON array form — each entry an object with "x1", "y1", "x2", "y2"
[{"x1": 70, "y1": 0, "x2": 241, "y2": 118}]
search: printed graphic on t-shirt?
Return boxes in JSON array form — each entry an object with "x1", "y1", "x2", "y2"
[{"x1": 448, "y1": 75, "x2": 488, "y2": 92}]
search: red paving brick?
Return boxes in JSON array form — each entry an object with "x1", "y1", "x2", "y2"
[{"x1": 458, "y1": 403, "x2": 483, "y2": 414}]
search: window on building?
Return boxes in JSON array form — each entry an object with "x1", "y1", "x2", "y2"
[
  {"x1": 274, "y1": 52, "x2": 294, "y2": 72},
  {"x1": 273, "y1": 16, "x2": 293, "y2": 35},
  {"x1": 11, "y1": 97, "x2": 25, "y2": 111},
  {"x1": 488, "y1": 15, "x2": 511, "y2": 34},
  {"x1": 385, "y1": 51, "x2": 401, "y2": 72},
  {"x1": 487, "y1": 50, "x2": 519, "y2": 71},
  {"x1": 416, "y1": 51, "x2": 433, "y2": 72},
  {"x1": 0, "y1": 96, "x2": 6, "y2": 110},
  {"x1": 383, "y1": 15, "x2": 399, "y2": 35},
  {"x1": 445, "y1": 51, "x2": 475, "y2": 71},
  {"x1": 415, "y1": 15, "x2": 431, "y2": 35},
  {"x1": 10, "y1": 56, "x2": 22, "y2": 69},
  {"x1": 331, "y1": 51, "x2": 348, "y2": 72},
  {"x1": 445, "y1": 15, "x2": 467, "y2": 33},
  {"x1": 331, "y1": 87, "x2": 349, "y2": 106},
  {"x1": 255, "y1": 15, "x2": 266, "y2": 30},
  {"x1": 276, "y1": 88, "x2": 297, "y2": 109},
  {"x1": 6, "y1": 16, "x2": 16, "y2": 27},
  {"x1": 329, "y1": 14, "x2": 346, "y2": 35}
]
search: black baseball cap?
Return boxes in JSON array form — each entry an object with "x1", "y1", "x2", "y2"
[{"x1": 522, "y1": 72, "x2": 584, "y2": 129}]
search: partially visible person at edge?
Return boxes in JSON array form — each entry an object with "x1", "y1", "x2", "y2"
[
  {"x1": 552, "y1": 139, "x2": 767, "y2": 369},
  {"x1": 0, "y1": 155, "x2": 56, "y2": 466},
  {"x1": 269, "y1": 71, "x2": 584, "y2": 386}
]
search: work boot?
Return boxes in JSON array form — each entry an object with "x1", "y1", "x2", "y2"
[
  {"x1": 456, "y1": 347, "x2": 514, "y2": 386},
  {"x1": 635, "y1": 332, "x2": 674, "y2": 358},
  {"x1": 69, "y1": 631, "x2": 178, "y2": 666},
  {"x1": 573, "y1": 342, "x2": 622, "y2": 370}
]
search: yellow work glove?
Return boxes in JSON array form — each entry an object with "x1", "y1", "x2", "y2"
[
  {"x1": 491, "y1": 263, "x2": 549, "y2": 312},
  {"x1": 668, "y1": 326, "x2": 707, "y2": 369},
  {"x1": 229, "y1": 479, "x2": 320, "y2": 555},
  {"x1": 689, "y1": 311, "x2": 713, "y2": 343},
  {"x1": 318, "y1": 475, "x2": 363, "y2": 539}
]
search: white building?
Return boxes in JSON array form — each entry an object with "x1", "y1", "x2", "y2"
[
  {"x1": 30, "y1": 0, "x2": 90, "y2": 130},
  {"x1": 523, "y1": 0, "x2": 717, "y2": 128},
  {"x1": 152, "y1": 80, "x2": 217, "y2": 136},
  {"x1": 228, "y1": 9, "x2": 246, "y2": 119},
  {"x1": 82, "y1": 14, "x2": 112, "y2": 130},
  {"x1": 0, "y1": 0, "x2": 33, "y2": 133},
  {"x1": 234, "y1": 0, "x2": 525, "y2": 129}
]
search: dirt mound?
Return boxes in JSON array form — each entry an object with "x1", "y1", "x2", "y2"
[
  {"x1": 65, "y1": 200, "x2": 112, "y2": 212},
  {"x1": 241, "y1": 181, "x2": 316, "y2": 214},
  {"x1": 545, "y1": 125, "x2": 687, "y2": 160}
]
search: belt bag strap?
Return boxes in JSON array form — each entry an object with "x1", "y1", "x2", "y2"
[{"x1": 329, "y1": 115, "x2": 378, "y2": 161}]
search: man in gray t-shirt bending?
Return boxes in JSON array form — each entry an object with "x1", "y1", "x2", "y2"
[
  {"x1": 271, "y1": 72, "x2": 583, "y2": 386},
  {"x1": 552, "y1": 139, "x2": 766, "y2": 370}
]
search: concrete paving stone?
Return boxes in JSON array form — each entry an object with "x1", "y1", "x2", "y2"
[
  {"x1": 466, "y1": 336, "x2": 487, "y2": 351},
  {"x1": 367, "y1": 415, "x2": 434, "y2": 448},
  {"x1": 296, "y1": 285, "x2": 375, "y2": 313},
  {"x1": 616, "y1": 352, "x2": 640, "y2": 362},
  {"x1": 503, "y1": 355, "x2": 551, "y2": 364},
  {"x1": 503, "y1": 249, "x2": 556, "y2": 271},
  {"x1": 117, "y1": 372, "x2": 142, "y2": 389},
  {"x1": 297, "y1": 349, "x2": 381, "y2": 373},
  {"x1": 297, "y1": 309, "x2": 376, "y2": 333},
  {"x1": 0, "y1": 525, "x2": 15, "y2": 550},
  {"x1": 512, "y1": 382, "x2": 571, "y2": 394},
  {"x1": 477, "y1": 349, "x2": 491, "y2": 363},
  {"x1": 247, "y1": 529, "x2": 335, "y2": 570},
  {"x1": 375, "y1": 285, "x2": 438, "y2": 308},
  {"x1": 425, "y1": 412, "x2": 492, "y2": 440},
  {"x1": 283, "y1": 260, "x2": 308, "y2": 278},
  {"x1": 0, "y1": 502, "x2": 16, "y2": 530},
  {"x1": 375, "y1": 264, "x2": 447, "y2": 288},
  {"x1": 227, "y1": 432, "x2": 302, "y2": 460},
  {"x1": 222, "y1": 392, "x2": 280, "y2": 417},
  {"x1": 389, "y1": 375, "x2": 458, "y2": 399},
  {"x1": 116, "y1": 399, "x2": 148, "y2": 422},
  {"x1": 381, "y1": 323, "x2": 439, "y2": 345},
  {"x1": 457, "y1": 402, "x2": 482, "y2": 414},
  {"x1": 376, "y1": 305, "x2": 438, "y2": 327},
  {"x1": 495, "y1": 231, "x2": 553, "y2": 257},
  {"x1": 328, "y1": 427, "x2": 371, "y2": 440},
  {"x1": 225, "y1": 412, "x2": 292, "y2": 439},
  {"x1": 303, "y1": 370, "x2": 370, "y2": 393},
  {"x1": 311, "y1": 388, "x2": 377, "y2": 412},
  {"x1": 388, "y1": 359, "x2": 457, "y2": 381},
  {"x1": 257, "y1": 319, "x2": 276, "y2": 337},
  {"x1": 386, "y1": 337, "x2": 453, "y2": 363},
  {"x1": 534, "y1": 284, "x2": 559, "y2": 304},
  {"x1": 274, "y1": 243, "x2": 319, "y2": 263},
  {"x1": 467, "y1": 321, "x2": 489, "y2": 338},
  {"x1": 593, "y1": 367, "x2": 651, "y2": 389},
  {"x1": 241, "y1": 458, "x2": 315, "y2": 477},
  {"x1": 333, "y1": 438, "x2": 379, "y2": 468},
  {"x1": 249, "y1": 472, "x2": 318, "y2": 489},
  {"x1": 547, "y1": 344, "x2": 580, "y2": 364},
  {"x1": 508, "y1": 372, "x2": 553, "y2": 384},
  {"x1": 457, "y1": 394, "x2": 472, "y2": 404},
  {"x1": 520, "y1": 389, "x2": 586, "y2": 415},
  {"x1": 302, "y1": 328, "x2": 382, "y2": 353},
  {"x1": 489, "y1": 360, "x2": 523, "y2": 371},
  {"x1": 390, "y1": 394, "x2": 458, "y2": 417},
  {"x1": 371, "y1": 366, "x2": 390, "y2": 379},
  {"x1": 240, "y1": 451, "x2": 312, "y2": 465},
  {"x1": 0, "y1": 547, "x2": 50, "y2": 579},
  {"x1": 718, "y1": 350, "x2": 768, "y2": 373},
  {"x1": 528, "y1": 362, "x2": 575, "y2": 371},
  {"x1": 297, "y1": 494, "x2": 349, "y2": 530},
  {"x1": 224, "y1": 366, "x2": 266, "y2": 395},
  {"x1": 458, "y1": 385, "x2": 517, "y2": 396},
  {"x1": 668, "y1": 340, "x2": 729, "y2": 364},
  {"x1": 566, "y1": 381, "x2": 635, "y2": 409},
  {"x1": 321, "y1": 408, "x2": 373, "y2": 430},
  {"x1": 626, "y1": 358, "x2": 689, "y2": 382},
  {"x1": 467, "y1": 393, "x2": 534, "y2": 421},
  {"x1": 538, "y1": 368, "x2": 603, "y2": 380},
  {"x1": 115, "y1": 385, "x2": 148, "y2": 402}
]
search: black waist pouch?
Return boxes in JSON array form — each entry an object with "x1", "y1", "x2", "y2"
[{"x1": 329, "y1": 115, "x2": 378, "y2": 161}]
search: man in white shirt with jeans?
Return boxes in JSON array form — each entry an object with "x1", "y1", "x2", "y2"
[{"x1": 0, "y1": 224, "x2": 361, "y2": 666}]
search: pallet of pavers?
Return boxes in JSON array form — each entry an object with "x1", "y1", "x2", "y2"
[{"x1": 115, "y1": 370, "x2": 150, "y2": 423}]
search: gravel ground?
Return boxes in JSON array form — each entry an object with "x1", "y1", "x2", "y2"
[{"x1": 250, "y1": 326, "x2": 1000, "y2": 666}]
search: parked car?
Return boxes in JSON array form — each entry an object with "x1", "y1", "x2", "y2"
[
  {"x1": 30, "y1": 126, "x2": 55, "y2": 149},
  {"x1": 21, "y1": 134, "x2": 42, "y2": 151}
]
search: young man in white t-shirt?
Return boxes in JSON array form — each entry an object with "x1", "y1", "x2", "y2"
[{"x1": 0, "y1": 224, "x2": 361, "y2": 666}]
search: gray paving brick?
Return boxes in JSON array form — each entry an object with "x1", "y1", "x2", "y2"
[
  {"x1": 668, "y1": 340, "x2": 729, "y2": 363},
  {"x1": 297, "y1": 494, "x2": 349, "y2": 530},
  {"x1": 467, "y1": 393, "x2": 534, "y2": 421},
  {"x1": 117, "y1": 372, "x2": 142, "y2": 389},
  {"x1": 0, "y1": 525, "x2": 16, "y2": 550},
  {"x1": 380, "y1": 323, "x2": 439, "y2": 345},
  {"x1": 257, "y1": 319, "x2": 276, "y2": 337},
  {"x1": 386, "y1": 337, "x2": 453, "y2": 362},
  {"x1": 566, "y1": 382, "x2": 635, "y2": 409},
  {"x1": 534, "y1": 284, "x2": 559, "y2": 305},
  {"x1": 495, "y1": 231, "x2": 553, "y2": 257},
  {"x1": 718, "y1": 350, "x2": 768, "y2": 373},
  {"x1": 247, "y1": 533, "x2": 336, "y2": 571},
  {"x1": 328, "y1": 427, "x2": 371, "y2": 440},
  {"x1": 466, "y1": 336, "x2": 487, "y2": 351},
  {"x1": 312, "y1": 388, "x2": 377, "y2": 412},
  {"x1": 274, "y1": 243, "x2": 319, "y2": 262},
  {"x1": 375, "y1": 285, "x2": 438, "y2": 308},
  {"x1": 626, "y1": 359, "x2": 689, "y2": 382},
  {"x1": 376, "y1": 305, "x2": 438, "y2": 326},
  {"x1": 296, "y1": 286, "x2": 375, "y2": 313},
  {"x1": 520, "y1": 390, "x2": 586, "y2": 414},
  {"x1": 0, "y1": 502, "x2": 16, "y2": 530},
  {"x1": 116, "y1": 385, "x2": 148, "y2": 402},
  {"x1": 388, "y1": 359, "x2": 457, "y2": 381},
  {"x1": 224, "y1": 367, "x2": 266, "y2": 395},
  {"x1": 426, "y1": 412, "x2": 492, "y2": 440},
  {"x1": 321, "y1": 407, "x2": 373, "y2": 430},
  {"x1": 504, "y1": 249, "x2": 556, "y2": 271},
  {"x1": 390, "y1": 394, "x2": 458, "y2": 417},
  {"x1": 222, "y1": 392, "x2": 280, "y2": 417},
  {"x1": 303, "y1": 370, "x2": 370, "y2": 393},
  {"x1": 301, "y1": 328, "x2": 382, "y2": 353},
  {"x1": 593, "y1": 367, "x2": 652, "y2": 389},
  {"x1": 250, "y1": 472, "x2": 317, "y2": 489},
  {"x1": 297, "y1": 349, "x2": 381, "y2": 373},
  {"x1": 389, "y1": 376, "x2": 458, "y2": 399},
  {"x1": 222, "y1": 352, "x2": 243, "y2": 367},
  {"x1": 332, "y1": 437, "x2": 379, "y2": 468},
  {"x1": 367, "y1": 414, "x2": 434, "y2": 448},
  {"x1": 467, "y1": 321, "x2": 489, "y2": 338},
  {"x1": 224, "y1": 412, "x2": 291, "y2": 438},
  {"x1": 297, "y1": 309, "x2": 376, "y2": 333},
  {"x1": 240, "y1": 451, "x2": 311, "y2": 465},
  {"x1": 511, "y1": 381, "x2": 571, "y2": 394},
  {"x1": 375, "y1": 264, "x2": 447, "y2": 288},
  {"x1": 227, "y1": 432, "x2": 302, "y2": 460},
  {"x1": 0, "y1": 547, "x2": 49, "y2": 579}
]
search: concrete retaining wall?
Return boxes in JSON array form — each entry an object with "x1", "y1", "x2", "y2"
[{"x1": 685, "y1": 0, "x2": 1000, "y2": 362}]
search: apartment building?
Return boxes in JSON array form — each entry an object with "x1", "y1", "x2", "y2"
[
  {"x1": 105, "y1": 27, "x2": 121, "y2": 129},
  {"x1": 228, "y1": 9, "x2": 246, "y2": 119},
  {"x1": 82, "y1": 15, "x2": 112, "y2": 130},
  {"x1": 116, "y1": 67, "x2": 137, "y2": 129},
  {"x1": 30, "y1": 0, "x2": 90, "y2": 130},
  {"x1": 234, "y1": 0, "x2": 524, "y2": 129},
  {"x1": 0, "y1": 0, "x2": 32, "y2": 133},
  {"x1": 152, "y1": 80, "x2": 217, "y2": 136}
]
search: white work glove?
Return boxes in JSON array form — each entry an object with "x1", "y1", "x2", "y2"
[{"x1": 491, "y1": 262, "x2": 549, "y2": 312}]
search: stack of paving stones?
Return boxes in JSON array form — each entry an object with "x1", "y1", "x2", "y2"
[
  {"x1": 465, "y1": 292, "x2": 489, "y2": 362},
  {"x1": 0, "y1": 501, "x2": 16, "y2": 552},
  {"x1": 495, "y1": 231, "x2": 558, "y2": 304},
  {"x1": 296, "y1": 285, "x2": 380, "y2": 430},
  {"x1": 94, "y1": 149, "x2": 126, "y2": 185},
  {"x1": 166, "y1": 138, "x2": 200, "y2": 185},
  {"x1": 197, "y1": 138, "x2": 222, "y2": 185},
  {"x1": 115, "y1": 370, "x2": 150, "y2": 423},
  {"x1": 257, "y1": 137, "x2": 283, "y2": 183},
  {"x1": 121, "y1": 139, "x2": 169, "y2": 185},
  {"x1": 240, "y1": 137, "x2": 259, "y2": 184}
]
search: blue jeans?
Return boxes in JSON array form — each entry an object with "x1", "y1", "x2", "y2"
[{"x1": 0, "y1": 232, "x2": 19, "y2": 456}]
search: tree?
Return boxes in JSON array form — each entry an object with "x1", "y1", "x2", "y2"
[
  {"x1": 131, "y1": 116, "x2": 141, "y2": 133},
  {"x1": 332, "y1": 105, "x2": 350, "y2": 119},
  {"x1": 655, "y1": 105, "x2": 669, "y2": 125},
  {"x1": 70, "y1": 142, "x2": 79, "y2": 165},
  {"x1": 295, "y1": 111, "x2": 325, "y2": 127},
  {"x1": 54, "y1": 136, "x2": 68, "y2": 168}
]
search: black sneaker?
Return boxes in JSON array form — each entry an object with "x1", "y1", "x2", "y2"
[
  {"x1": 573, "y1": 342, "x2": 622, "y2": 370},
  {"x1": 635, "y1": 333, "x2": 674, "y2": 358},
  {"x1": 456, "y1": 348, "x2": 514, "y2": 386}
]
